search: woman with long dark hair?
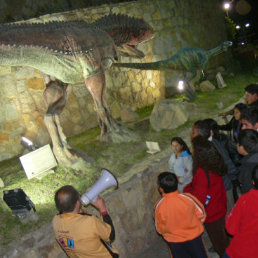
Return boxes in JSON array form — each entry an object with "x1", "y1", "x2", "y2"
[
  {"x1": 218, "y1": 103, "x2": 246, "y2": 142},
  {"x1": 168, "y1": 137, "x2": 193, "y2": 192},
  {"x1": 184, "y1": 136, "x2": 229, "y2": 257}
]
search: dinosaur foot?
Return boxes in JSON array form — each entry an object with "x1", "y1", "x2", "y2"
[
  {"x1": 53, "y1": 146, "x2": 94, "y2": 171},
  {"x1": 100, "y1": 125, "x2": 141, "y2": 143}
]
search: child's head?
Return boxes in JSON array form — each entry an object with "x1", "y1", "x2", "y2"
[
  {"x1": 171, "y1": 137, "x2": 191, "y2": 155},
  {"x1": 252, "y1": 165, "x2": 258, "y2": 189},
  {"x1": 237, "y1": 129, "x2": 258, "y2": 156},
  {"x1": 157, "y1": 172, "x2": 178, "y2": 193}
]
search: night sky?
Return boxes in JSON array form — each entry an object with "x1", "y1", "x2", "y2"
[{"x1": 223, "y1": 0, "x2": 258, "y2": 44}]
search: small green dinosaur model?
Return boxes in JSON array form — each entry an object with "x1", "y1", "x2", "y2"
[{"x1": 113, "y1": 41, "x2": 233, "y2": 98}]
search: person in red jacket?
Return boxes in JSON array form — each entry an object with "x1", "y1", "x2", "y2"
[
  {"x1": 224, "y1": 164, "x2": 258, "y2": 258},
  {"x1": 184, "y1": 136, "x2": 229, "y2": 257}
]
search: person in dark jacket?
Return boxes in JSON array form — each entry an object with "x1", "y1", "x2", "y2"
[
  {"x1": 237, "y1": 130, "x2": 258, "y2": 194},
  {"x1": 218, "y1": 103, "x2": 246, "y2": 142}
]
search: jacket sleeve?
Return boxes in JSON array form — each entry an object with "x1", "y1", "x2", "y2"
[
  {"x1": 102, "y1": 214, "x2": 115, "y2": 241},
  {"x1": 225, "y1": 196, "x2": 243, "y2": 236},
  {"x1": 92, "y1": 216, "x2": 112, "y2": 242},
  {"x1": 181, "y1": 156, "x2": 193, "y2": 180},
  {"x1": 218, "y1": 117, "x2": 234, "y2": 131},
  {"x1": 181, "y1": 193, "x2": 206, "y2": 223},
  {"x1": 168, "y1": 154, "x2": 175, "y2": 173},
  {"x1": 183, "y1": 168, "x2": 209, "y2": 205},
  {"x1": 154, "y1": 199, "x2": 165, "y2": 235}
]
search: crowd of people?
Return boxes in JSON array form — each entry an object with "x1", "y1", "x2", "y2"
[
  {"x1": 157, "y1": 83, "x2": 258, "y2": 257},
  {"x1": 51, "y1": 83, "x2": 258, "y2": 258}
]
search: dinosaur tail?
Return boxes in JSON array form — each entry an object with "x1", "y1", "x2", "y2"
[{"x1": 113, "y1": 60, "x2": 175, "y2": 70}]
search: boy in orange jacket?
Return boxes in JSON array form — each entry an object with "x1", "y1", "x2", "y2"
[{"x1": 154, "y1": 172, "x2": 208, "y2": 258}]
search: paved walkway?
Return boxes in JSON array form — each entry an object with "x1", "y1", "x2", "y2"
[{"x1": 133, "y1": 229, "x2": 219, "y2": 258}]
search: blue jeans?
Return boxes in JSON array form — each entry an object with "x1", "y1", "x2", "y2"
[{"x1": 167, "y1": 234, "x2": 208, "y2": 258}]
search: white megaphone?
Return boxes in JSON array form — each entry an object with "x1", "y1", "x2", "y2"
[{"x1": 81, "y1": 168, "x2": 118, "y2": 206}]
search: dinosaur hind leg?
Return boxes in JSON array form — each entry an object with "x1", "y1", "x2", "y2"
[
  {"x1": 85, "y1": 71, "x2": 120, "y2": 139},
  {"x1": 43, "y1": 80, "x2": 92, "y2": 169},
  {"x1": 85, "y1": 71, "x2": 140, "y2": 143}
]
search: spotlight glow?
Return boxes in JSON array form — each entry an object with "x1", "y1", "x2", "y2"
[
  {"x1": 236, "y1": 25, "x2": 241, "y2": 29},
  {"x1": 241, "y1": 42, "x2": 245, "y2": 45},
  {"x1": 224, "y1": 2, "x2": 230, "y2": 9},
  {"x1": 245, "y1": 23, "x2": 250, "y2": 27},
  {"x1": 178, "y1": 80, "x2": 184, "y2": 91}
]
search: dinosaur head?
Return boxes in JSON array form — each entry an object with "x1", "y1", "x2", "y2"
[
  {"x1": 93, "y1": 14, "x2": 155, "y2": 58},
  {"x1": 222, "y1": 41, "x2": 233, "y2": 51}
]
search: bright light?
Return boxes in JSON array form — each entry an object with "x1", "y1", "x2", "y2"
[
  {"x1": 241, "y1": 42, "x2": 245, "y2": 45},
  {"x1": 177, "y1": 80, "x2": 184, "y2": 91},
  {"x1": 236, "y1": 25, "x2": 241, "y2": 29},
  {"x1": 21, "y1": 136, "x2": 33, "y2": 146},
  {"x1": 245, "y1": 23, "x2": 250, "y2": 27},
  {"x1": 224, "y1": 2, "x2": 230, "y2": 10}
]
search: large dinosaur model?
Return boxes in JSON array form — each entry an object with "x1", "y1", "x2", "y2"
[
  {"x1": 113, "y1": 41, "x2": 233, "y2": 98},
  {"x1": 0, "y1": 14, "x2": 154, "y2": 168}
]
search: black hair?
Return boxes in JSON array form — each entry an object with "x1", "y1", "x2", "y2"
[
  {"x1": 203, "y1": 118, "x2": 219, "y2": 137},
  {"x1": 54, "y1": 185, "x2": 80, "y2": 213},
  {"x1": 234, "y1": 103, "x2": 246, "y2": 113},
  {"x1": 241, "y1": 107, "x2": 258, "y2": 126},
  {"x1": 252, "y1": 164, "x2": 258, "y2": 189},
  {"x1": 245, "y1": 83, "x2": 258, "y2": 95},
  {"x1": 238, "y1": 129, "x2": 258, "y2": 153},
  {"x1": 171, "y1": 136, "x2": 191, "y2": 154},
  {"x1": 192, "y1": 135, "x2": 227, "y2": 176},
  {"x1": 193, "y1": 120, "x2": 211, "y2": 138},
  {"x1": 157, "y1": 172, "x2": 178, "y2": 193}
]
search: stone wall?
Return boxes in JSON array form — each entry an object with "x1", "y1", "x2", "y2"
[
  {"x1": 0, "y1": 0, "x2": 230, "y2": 161},
  {"x1": 1, "y1": 150, "x2": 171, "y2": 258}
]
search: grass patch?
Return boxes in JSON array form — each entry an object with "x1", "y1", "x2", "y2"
[{"x1": 0, "y1": 71, "x2": 257, "y2": 249}]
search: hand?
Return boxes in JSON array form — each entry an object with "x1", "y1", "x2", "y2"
[
  {"x1": 218, "y1": 112, "x2": 227, "y2": 117},
  {"x1": 91, "y1": 197, "x2": 107, "y2": 214}
]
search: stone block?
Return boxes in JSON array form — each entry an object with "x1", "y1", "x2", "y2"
[
  {"x1": 200, "y1": 80, "x2": 216, "y2": 92},
  {"x1": 150, "y1": 100, "x2": 188, "y2": 131},
  {"x1": 26, "y1": 77, "x2": 45, "y2": 90}
]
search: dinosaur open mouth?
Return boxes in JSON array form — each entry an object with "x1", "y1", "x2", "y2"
[{"x1": 117, "y1": 44, "x2": 145, "y2": 58}]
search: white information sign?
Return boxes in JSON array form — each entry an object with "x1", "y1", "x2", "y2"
[
  {"x1": 146, "y1": 141, "x2": 160, "y2": 154},
  {"x1": 19, "y1": 144, "x2": 57, "y2": 180}
]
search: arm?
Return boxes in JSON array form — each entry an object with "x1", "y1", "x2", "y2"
[
  {"x1": 168, "y1": 154, "x2": 175, "y2": 173},
  {"x1": 225, "y1": 197, "x2": 243, "y2": 236},
  {"x1": 181, "y1": 156, "x2": 193, "y2": 180},
  {"x1": 181, "y1": 193, "x2": 206, "y2": 223},
  {"x1": 154, "y1": 199, "x2": 165, "y2": 235},
  {"x1": 91, "y1": 197, "x2": 115, "y2": 241},
  {"x1": 183, "y1": 168, "x2": 209, "y2": 205},
  {"x1": 218, "y1": 117, "x2": 234, "y2": 131}
]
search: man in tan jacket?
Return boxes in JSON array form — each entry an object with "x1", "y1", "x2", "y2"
[{"x1": 53, "y1": 185, "x2": 118, "y2": 258}]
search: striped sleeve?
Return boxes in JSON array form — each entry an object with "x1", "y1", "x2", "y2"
[{"x1": 179, "y1": 193, "x2": 206, "y2": 223}]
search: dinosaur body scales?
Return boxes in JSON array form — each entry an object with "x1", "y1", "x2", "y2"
[{"x1": 0, "y1": 14, "x2": 154, "y2": 168}]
